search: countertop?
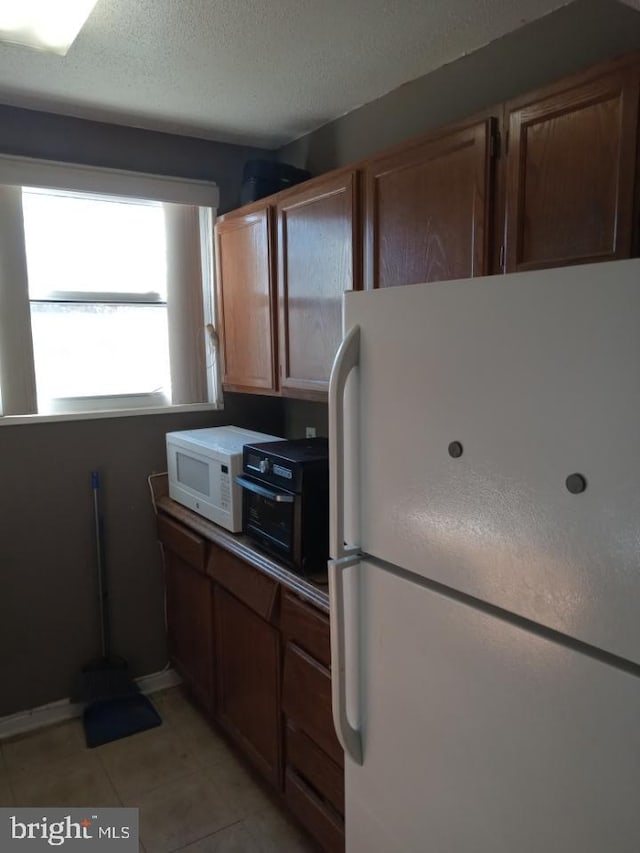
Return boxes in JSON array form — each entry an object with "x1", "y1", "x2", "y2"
[{"x1": 149, "y1": 473, "x2": 330, "y2": 614}]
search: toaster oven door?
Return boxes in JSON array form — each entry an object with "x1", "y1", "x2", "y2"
[{"x1": 235, "y1": 474, "x2": 300, "y2": 565}]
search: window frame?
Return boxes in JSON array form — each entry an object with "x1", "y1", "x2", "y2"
[{"x1": 0, "y1": 155, "x2": 220, "y2": 421}]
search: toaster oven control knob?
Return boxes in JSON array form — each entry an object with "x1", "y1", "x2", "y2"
[{"x1": 259, "y1": 459, "x2": 270, "y2": 474}]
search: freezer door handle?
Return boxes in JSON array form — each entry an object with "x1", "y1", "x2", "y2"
[
  {"x1": 329, "y1": 323, "x2": 360, "y2": 559},
  {"x1": 329, "y1": 553, "x2": 363, "y2": 765}
]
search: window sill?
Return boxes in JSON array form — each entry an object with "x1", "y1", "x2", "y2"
[{"x1": 0, "y1": 401, "x2": 224, "y2": 427}]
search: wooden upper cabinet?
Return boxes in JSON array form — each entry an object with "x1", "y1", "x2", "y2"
[
  {"x1": 504, "y1": 66, "x2": 640, "y2": 272},
  {"x1": 277, "y1": 170, "x2": 360, "y2": 399},
  {"x1": 215, "y1": 203, "x2": 278, "y2": 394},
  {"x1": 364, "y1": 118, "x2": 495, "y2": 288}
]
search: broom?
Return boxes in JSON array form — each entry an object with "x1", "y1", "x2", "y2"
[{"x1": 72, "y1": 470, "x2": 161, "y2": 747}]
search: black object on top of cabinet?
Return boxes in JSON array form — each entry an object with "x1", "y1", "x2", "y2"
[{"x1": 240, "y1": 160, "x2": 311, "y2": 205}]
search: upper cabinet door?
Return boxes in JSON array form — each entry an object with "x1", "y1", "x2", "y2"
[
  {"x1": 215, "y1": 204, "x2": 278, "y2": 394},
  {"x1": 504, "y1": 67, "x2": 639, "y2": 272},
  {"x1": 277, "y1": 170, "x2": 360, "y2": 399},
  {"x1": 364, "y1": 119, "x2": 495, "y2": 288}
]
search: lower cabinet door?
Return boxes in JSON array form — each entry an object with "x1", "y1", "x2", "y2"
[
  {"x1": 164, "y1": 550, "x2": 214, "y2": 713},
  {"x1": 282, "y1": 642, "x2": 343, "y2": 766},
  {"x1": 214, "y1": 586, "x2": 281, "y2": 785},
  {"x1": 285, "y1": 768, "x2": 345, "y2": 853},
  {"x1": 286, "y1": 723, "x2": 344, "y2": 815}
]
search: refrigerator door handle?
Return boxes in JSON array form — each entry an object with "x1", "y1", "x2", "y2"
[
  {"x1": 329, "y1": 323, "x2": 360, "y2": 560},
  {"x1": 329, "y1": 323, "x2": 363, "y2": 765},
  {"x1": 329, "y1": 552, "x2": 363, "y2": 765}
]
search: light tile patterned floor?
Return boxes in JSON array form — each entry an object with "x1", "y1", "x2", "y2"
[{"x1": 0, "y1": 688, "x2": 316, "y2": 853}]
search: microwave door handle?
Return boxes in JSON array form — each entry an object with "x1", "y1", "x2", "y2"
[{"x1": 234, "y1": 475, "x2": 295, "y2": 503}]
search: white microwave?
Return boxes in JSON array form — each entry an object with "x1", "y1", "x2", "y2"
[{"x1": 166, "y1": 426, "x2": 282, "y2": 531}]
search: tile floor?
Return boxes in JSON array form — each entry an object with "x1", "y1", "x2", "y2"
[{"x1": 0, "y1": 687, "x2": 316, "y2": 853}]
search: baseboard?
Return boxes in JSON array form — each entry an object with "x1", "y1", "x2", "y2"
[
  {"x1": 134, "y1": 667, "x2": 182, "y2": 697},
  {"x1": 0, "y1": 667, "x2": 182, "y2": 741}
]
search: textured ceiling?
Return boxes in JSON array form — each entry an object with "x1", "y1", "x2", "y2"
[{"x1": 0, "y1": 0, "x2": 574, "y2": 148}]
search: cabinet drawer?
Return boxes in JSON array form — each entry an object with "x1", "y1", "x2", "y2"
[
  {"x1": 285, "y1": 768, "x2": 344, "y2": 853},
  {"x1": 281, "y1": 592, "x2": 331, "y2": 668},
  {"x1": 207, "y1": 542, "x2": 278, "y2": 621},
  {"x1": 158, "y1": 514, "x2": 207, "y2": 572},
  {"x1": 286, "y1": 723, "x2": 344, "y2": 815},
  {"x1": 283, "y1": 643, "x2": 343, "y2": 766}
]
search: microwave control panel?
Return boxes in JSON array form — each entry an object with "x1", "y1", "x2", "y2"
[{"x1": 219, "y1": 463, "x2": 230, "y2": 510}]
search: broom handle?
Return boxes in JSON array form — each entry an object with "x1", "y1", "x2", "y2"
[{"x1": 92, "y1": 471, "x2": 107, "y2": 658}]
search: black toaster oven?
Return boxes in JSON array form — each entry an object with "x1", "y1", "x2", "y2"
[{"x1": 235, "y1": 437, "x2": 329, "y2": 575}]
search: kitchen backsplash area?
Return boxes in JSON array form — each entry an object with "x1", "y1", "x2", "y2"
[{"x1": 284, "y1": 399, "x2": 329, "y2": 438}]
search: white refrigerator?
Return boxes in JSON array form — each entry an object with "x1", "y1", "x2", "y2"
[{"x1": 328, "y1": 259, "x2": 640, "y2": 853}]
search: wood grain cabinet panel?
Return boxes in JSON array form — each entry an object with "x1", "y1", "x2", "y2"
[
  {"x1": 286, "y1": 723, "x2": 345, "y2": 815},
  {"x1": 207, "y1": 541, "x2": 279, "y2": 621},
  {"x1": 504, "y1": 67, "x2": 639, "y2": 271},
  {"x1": 215, "y1": 203, "x2": 278, "y2": 393},
  {"x1": 285, "y1": 769, "x2": 345, "y2": 853},
  {"x1": 277, "y1": 171, "x2": 360, "y2": 399},
  {"x1": 283, "y1": 642, "x2": 343, "y2": 766},
  {"x1": 158, "y1": 508, "x2": 342, "y2": 851},
  {"x1": 365, "y1": 119, "x2": 495, "y2": 288},
  {"x1": 214, "y1": 586, "x2": 281, "y2": 785},
  {"x1": 158, "y1": 514, "x2": 206, "y2": 572},
  {"x1": 281, "y1": 592, "x2": 331, "y2": 668},
  {"x1": 163, "y1": 550, "x2": 213, "y2": 713}
]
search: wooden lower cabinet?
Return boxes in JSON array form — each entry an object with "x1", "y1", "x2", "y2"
[
  {"x1": 214, "y1": 586, "x2": 281, "y2": 785},
  {"x1": 283, "y1": 643, "x2": 342, "y2": 766},
  {"x1": 285, "y1": 768, "x2": 345, "y2": 853},
  {"x1": 157, "y1": 509, "x2": 344, "y2": 851},
  {"x1": 163, "y1": 552, "x2": 214, "y2": 713},
  {"x1": 281, "y1": 591, "x2": 332, "y2": 668},
  {"x1": 286, "y1": 723, "x2": 345, "y2": 815},
  {"x1": 158, "y1": 517, "x2": 213, "y2": 714},
  {"x1": 282, "y1": 596, "x2": 345, "y2": 852}
]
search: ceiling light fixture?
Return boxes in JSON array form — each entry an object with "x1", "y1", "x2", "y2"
[{"x1": 0, "y1": 0, "x2": 99, "y2": 56}]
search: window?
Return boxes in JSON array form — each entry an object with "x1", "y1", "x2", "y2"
[
  {"x1": 23, "y1": 188, "x2": 171, "y2": 411},
  {"x1": 0, "y1": 158, "x2": 220, "y2": 418}
]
